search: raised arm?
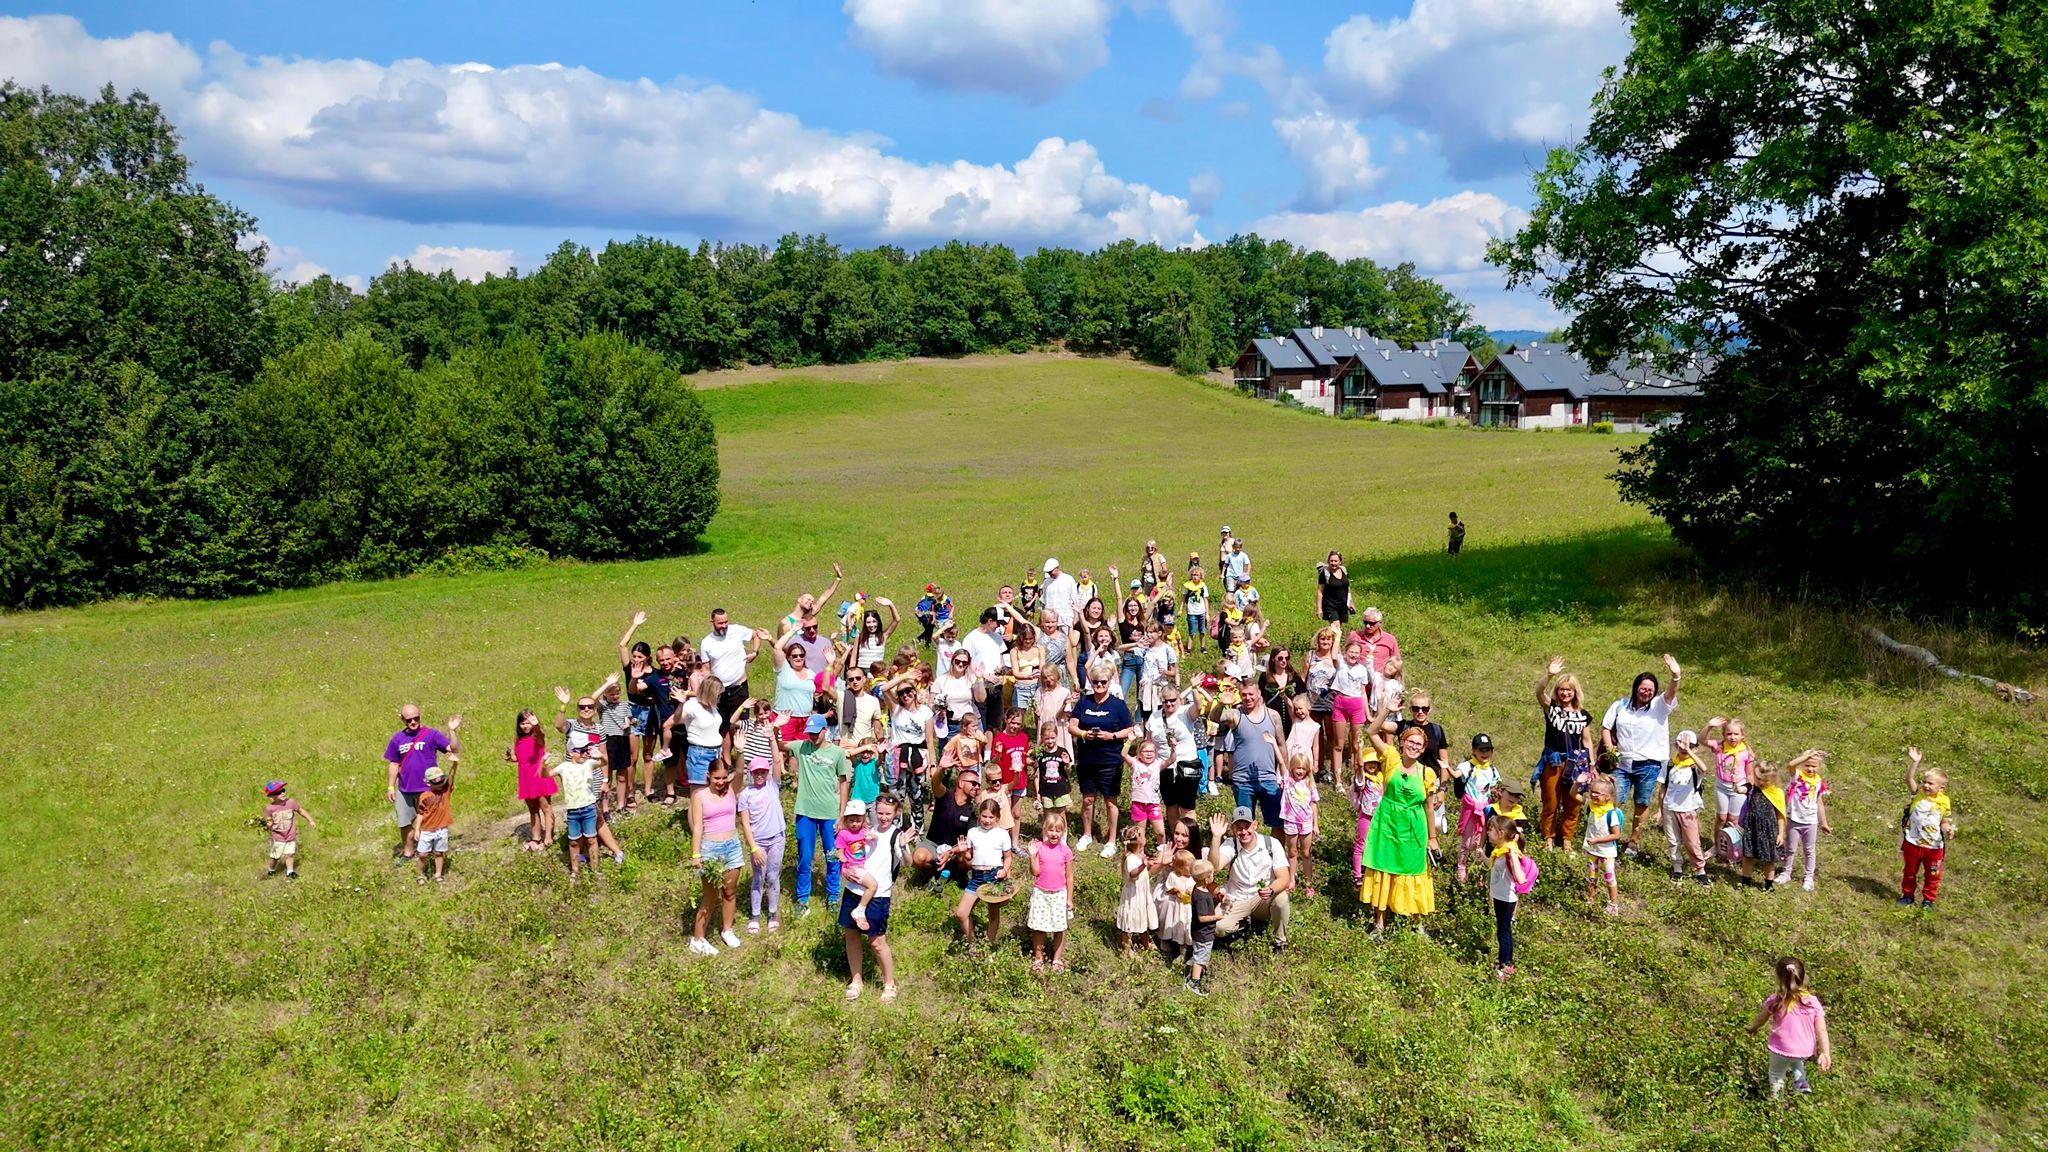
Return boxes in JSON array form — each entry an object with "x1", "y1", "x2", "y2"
[
  {"x1": 1662, "y1": 653, "x2": 1682, "y2": 705},
  {"x1": 1536, "y1": 655, "x2": 1563, "y2": 707},
  {"x1": 879, "y1": 597, "x2": 901, "y2": 637},
  {"x1": 444, "y1": 715, "x2": 461, "y2": 755},
  {"x1": 1906, "y1": 745, "x2": 1923, "y2": 793},
  {"x1": 619, "y1": 611, "x2": 647, "y2": 666},
  {"x1": 552, "y1": 685, "x2": 573, "y2": 734},
  {"x1": 805, "y1": 565, "x2": 844, "y2": 612},
  {"x1": 1364, "y1": 694, "x2": 1398, "y2": 764},
  {"x1": 770, "y1": 624, "x2": 794, "y2": 669}
]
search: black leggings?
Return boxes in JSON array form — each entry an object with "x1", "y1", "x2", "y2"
[{"x1": 1493, "y1": 898, "x2": 1516, "y2": 967}]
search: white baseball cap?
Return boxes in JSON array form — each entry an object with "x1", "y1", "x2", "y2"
[
  {"x1": 1044, "y1": 557, "x2": 1059, "y2": 573},
  {"x1": 843, "y1": 799, "x2": 868, "y2": 818}
]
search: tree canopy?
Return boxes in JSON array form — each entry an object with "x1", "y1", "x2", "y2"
[{"x1": 1491, "y1": 0, "x2": 2048, "y2": 627}]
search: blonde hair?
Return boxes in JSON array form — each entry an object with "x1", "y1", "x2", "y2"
[
  {"x1": 1190, "y1": 859, "x2": 1216, "y2": 884},
  {"x1": 1587, "y1": 773, "x2": 1617, "y2": 804},
  {"x1": 1751, "y1": 760, "x2": 1779, "y2": 788},
  {"x1": 1288, "y1": 752, "x2": 1312, "y2": 777},
  {"x1": 1041, "y1": 811, "x2": 1068, "y2": 839},
  {"x1": 1552, "y1": 673, "x2": 1584, "y2": 705},
  {"x1": 1172, "y1": 849, "x2": 1194, "y2": 872},
  {"x1": 696, "y1": 674, "x2": 724, "y2": 710}
]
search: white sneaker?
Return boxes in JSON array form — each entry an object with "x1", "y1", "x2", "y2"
[
  {"x1": 652, "y1": 748, "x2": 673, "y2": 763},
  {"x1": 614, "y1": 850, "x2": 626, "y2": 865},
  {"x1": 1801, "y1": 878, "x2": 1815, "y2": 892},
  {"x1": 720, "y1": 929, "x2": 743, "y2": 949},
  {"x1": 1774, "y1": 870, "x2": 1793, "y2": 886},
  {"x1": 1077, "y1": 835, "x2": 1094, "y2": 852},
  {"x1": 1100, "y1": 842, "x2": 1117, "y2": 859},
  {"x1": 688, "y1": 937, "x2": 717, "y2": 956}
]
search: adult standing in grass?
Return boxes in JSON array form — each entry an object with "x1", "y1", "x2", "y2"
[
  {"x1": 670, "y1": 675, "x2": 728, "y2": 798},
  {"x1": 1305, "y1": 626, "x2": 1340, "y2": 784},
  {"x1": 771, "y1": 625, "x2": 822, "y2": 743},
  {"x1": 1115, "y1": 596, "x2": 1149, "y2": 702},
  {"x1": 619, "y1": 613, "x2": 665, "y2": 801},
  {"x1": 964, "y1": 607, "x2": 1010, "y2": 735},
  {"x1": 849, "y1": 602, "x2": 901, "y2": 678},
  {"x1": 1360, "y1": 697, "x2": 1440, "y2": 936},
  {"x1": 1217, "y1": 674, "x2": 1286, "y2": 832},
  {"x1": 1070, "y1": 657, "x2": 1139, "y2": 856},
  {"x1": 687, "y1": 759, "x2": 753, "y2": 955},
  {"x1": 1536, "y1": 656, "x2": 1596, "y2": 850},
  {"x1": 384, "y1": 705, "x2": 460, "y2": 865},
  {"x1": 790, "y1": 714, "x2": 852, "y2": 916},
  {"x1": 1348, "y1": 607, "x2": 1400, "y2": 673},
  {"x1": 700, "y1": 608, "x2": 762, "y2": 745},
  {"x1": 1317, "y1": 551, "x2": 1355, "y2": 626},
  {"x1": 1601, "y1": 655, "x2": 1682, "y2": 859},
  {"x1": 1037, "y1": 609, "x2": 1076, "y2": 691},
  {"x1": 1042, "y1": 559, "x2": 1080, "y2": 631}
]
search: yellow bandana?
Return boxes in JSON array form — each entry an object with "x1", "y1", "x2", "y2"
[
  {"x1": 1493, "y1": 801, "x2": 1526, "y2": 821},
  {"x1": 1758, "y1": 784, "x2": 1786, "y2": 818},
  {"x1": 1490, "y1": 841, "x2": 1521, "y2": 859}
]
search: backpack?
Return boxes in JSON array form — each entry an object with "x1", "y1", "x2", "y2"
[{"x1": 1512, "y1": 853, "x2": 1539, "y2": 896}]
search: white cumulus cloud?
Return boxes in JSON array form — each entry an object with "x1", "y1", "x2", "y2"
[
  {"x1": 1250, "y1": 191, "x2": 1527, "y2": 271},
  {"x1": 845, "y1": 0, "x2": 1115, "y2": 100},
  {"x1": 1322, "y1": 0, "x2": 1630, "y2": 176},
  {"x1": 391, "y1": 245, "x2": 518, "y2": 281},
  {"x1": 0, "y1": 15, "x2": 1199, "y2": 250},
  {"x1": 1271, "y1": 109, "x2": 1380, "y2": 210}
]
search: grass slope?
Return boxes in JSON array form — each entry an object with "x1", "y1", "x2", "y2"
[{"x1": 2, "y1": 357, "x2": 2044, "y2": 1151}]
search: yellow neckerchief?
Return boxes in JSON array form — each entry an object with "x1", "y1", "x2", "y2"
[
  {"x1": 1793, "y1": 767, "x2": 1824, "y2": 798},
  {"x1": 1492, "y1": 800, "x2": 1526, "y2": 821},
  {"x1": 1670, "y1": 753, "x2": 1699, "y2": 773},
  {"x1": 1490, "y1": 841, "x2": 1521, "y2": 859},
  {"x1": 1587, "y1": 801, "x2": 1618, "y2": 832},
  {"x1": 1757, "y1": 782, "x2": 1786, "y2": 817},
  {"x1": 1914, "y1": 789, "x2": 1952, "y2": 816}
]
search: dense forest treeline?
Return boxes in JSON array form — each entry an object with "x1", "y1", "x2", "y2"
[{"x1": 0, "y1": 82, "x2": 1483, "y2": 609}]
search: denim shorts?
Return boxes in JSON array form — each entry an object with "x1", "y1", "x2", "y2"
[
  {"x1": 629, "y1": 702, "x2": 654, "y2": 737},
  {"x1": 700, "y1": 836, "x2": 744, "y2": 872},
  {"x1": 1614, "y1": 759, "x2": 1664, "y2": 808},
  {"x1": 416, "y1": 828, "x2": 449, "y2": 853},
  {"x1": 965, "y1": 866, "x2": 1001, "y2": 892},
  {"x1": 565, "y1": 804, "x2": 598, "y2": 840},
  {"x1": 686, "y1": 743, "x2": 718, "y2": 786}
]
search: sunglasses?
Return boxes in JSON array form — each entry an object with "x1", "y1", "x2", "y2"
[
  {"x1": 1089, "y1": 679, "x2": 1110, "y2": 686},
  {"x1": 402, "y1": 718, "x2": 422, "y2": 727},
  {"x1": 577, "y1": 703, "x2": 595, "y2": 710},
  {"x1": 1412, "y1": 705, "x2": 1431, "y2": 713}
]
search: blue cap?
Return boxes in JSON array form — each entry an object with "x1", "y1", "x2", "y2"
[{"x1": 805, "y1": 714, "x2": 830, "y2": 735}]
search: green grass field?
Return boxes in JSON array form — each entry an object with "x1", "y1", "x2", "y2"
[{"x1": 3, "y1": 356, "x2": 2044, "y2": 1151}]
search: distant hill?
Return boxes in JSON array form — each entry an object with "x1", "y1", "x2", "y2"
[{"x1": 1487, "y1": 329, "x2": 1550, "y2": 347}]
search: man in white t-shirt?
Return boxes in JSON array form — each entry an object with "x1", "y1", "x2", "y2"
[
  {"x1": 963, "y1": 607, "x2": 1009, "y2": 731},
  {"x1": 699, "y1": 608, "x2": 762, "y2": 730},
  {"x1": 1041, "y1": 558, "x2": 1080, "y2": 629},
  {"x1": 1205, "y1": 806, "x2": 1293, "y2": 951},
  {"x1": 1601, "y1": 653, "x2": 1681, "y2": 855}
]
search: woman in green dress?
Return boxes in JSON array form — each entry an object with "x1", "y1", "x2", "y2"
[{"x1": 1360, "y1": 695, "x2": 1441, "y2": 935}]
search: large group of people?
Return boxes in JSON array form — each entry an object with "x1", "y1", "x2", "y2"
[{"x1": 254, "y1": 530, "x2": 1946, "y2": 1089}]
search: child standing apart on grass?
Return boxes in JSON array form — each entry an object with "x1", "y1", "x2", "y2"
[
  {"x1": 1348, "y1": 750, "x2": 1385, "y2": 886},
  {"x1": 1115, "y1": 825, "x2": 1156, "y2": 956},
  {"x1": 1582, "y1": 774, "x2": 1623, "y2": 914},
  {"x1": 1280, "y1": 753, "x2": 1321, "y2": 899},
  {"x1": 1652, "y1": 730, "x2": 1711, "y2": 886},
  {"x1": 1452, "y1": 734, "x2": 1500, "y2": 883},
  {"x1": 261, "y1": 780, "x2": 314, "y2": 879},
  {"x1": 1487, "y1": 815, "x2": 1528, "y2": 978},
  {"x1": 1155, "y1": 849, "x2": 1195, "y2": 960},
  {"x1": 739, "y1": 755, "x2": 786, "y2": 934},
  {"x1": 1027, "y1": 811, "x2": 1077, "y2": 973},
  {"x1": 1125, "y1": 739, "x2": 1165, "y2": 842},
  {"x1": 1900, "y1": 746, "x2": 1955, "y2": 910},
  {"x1": 414, "y1": 760, "x2": 457, "y2": 883},
  {"x1": 1740, "y1": 761, "x2": 1786, "y2": 890},
  {"x1": 1747, "y1": 956, "x2": 1832, "y2": 1096},
  {"x1": 1185, "y1": 859, "x2": 1221, "y2": 996},
  {"x1": 1777, "y1": 750, "x2": 1832, "y2": 891},
  {"x1": 953, "y1": 798, "x2": 1013, "y2": 951}
]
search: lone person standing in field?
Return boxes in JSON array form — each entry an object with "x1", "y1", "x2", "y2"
[
  {"x1": 1448, "y1": 512, "x2": 1465, "y2": 556},
  {"x1": 385, "y1": 705, "x2": 460, "y2": 864}
]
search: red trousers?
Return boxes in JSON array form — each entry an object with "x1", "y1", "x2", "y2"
[{"x1": 1901, "y1": 841, "x2": 1944, "y2": 902}]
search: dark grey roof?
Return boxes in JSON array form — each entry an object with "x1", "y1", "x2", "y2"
[
  {"x1": 1289, "y1": 327, "x2": 1392, "y2": 368},
  {"x1": 1353, "y1": 345, "x2": 1462, "y2": 395},
  {"x1": 1252, "y1": 336, "x2": 1314, "y2": 371},
  {"x1": 1486, "y1": 343, "x2": 1710, "y2": 400}
]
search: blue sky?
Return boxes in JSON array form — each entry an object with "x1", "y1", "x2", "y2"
[{"x1": 5, "y1": 2, "x2": 1635, "y2": 327}]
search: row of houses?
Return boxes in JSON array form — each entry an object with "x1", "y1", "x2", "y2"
[{"x1": 1231, "y1": 327, "x2": 1707, "y2": 430}]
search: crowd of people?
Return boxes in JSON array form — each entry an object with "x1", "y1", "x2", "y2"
[{"x1": 255, "y1": 530, "x2": 1951, "y2": 1091}]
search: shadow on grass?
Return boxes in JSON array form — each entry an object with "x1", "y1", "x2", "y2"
[{"x1": 1358, "y1": 523, "x2": 1681, "y2": 621}]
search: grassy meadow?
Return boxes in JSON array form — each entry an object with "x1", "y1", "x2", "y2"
[{"x1": 2, "y1": 355, "x2": 2044, "y2": 1151}]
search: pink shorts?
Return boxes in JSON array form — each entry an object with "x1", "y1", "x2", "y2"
[
  {"x1": 778, "y1": 715, "x2": 809, "y2": 743},
  {"x1": 1130, "y1": 801, "x2": 1162, "y2": 823},
  {"x1": 1332, "y1": 694, "x2": 1367, "y2": 724}
]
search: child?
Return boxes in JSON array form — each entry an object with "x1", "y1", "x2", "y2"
[
  {"x1": 1182, "y1": 567, "x2": 1211, "y2": 653},
  {"x1": 1582, "y1": 774, "x2": 1623, "y2": 914},
  {"x1": 836, "y1": 799, "x2": 879, "y2": 931},
  {"x1": 739, "y1": 754, "x2": 787, "y2": 933},
  {"x1": 1114, "y1": 825, "x2": 1156, "y2": 957},
  {"x1": 1348, "y1": 750, "x2": 1385, "y2": 885},
  {"x1": 261, "y1": 779, "x2": 315, "y2": 879},
  {"x1": 953, "y1": 798, "x2": 1013, "y2": 950},
  {"x1": 508, "y1": 709, "x2": 556, "y2": 851},
  {"x1": 1027, "y1": 811, "x2": 1077, "y2": 973},
  {"x1": 736, "y1": 699, "x2": 782, "y2": 783},
  {"x1": 1705, "y1": 716, "x2": 1756, "y2": 865},
  {"x1": 1651, "y1": 730, "x2": 1711, "y2": 886},
  {"x1": 414, "y1": 760, "x2": 457, "y2": 883},
  {"x1": 545, "y1": 740, "x2": 602, "y2": 878},
  {"x1": 1900, "y1": 746, "x2": 1955, "y2": 910},
  {"x1": 992, "y1": 710, "x2": 1032, "y2": 810},
  {"x1": 1487, "y1": 814, "x2": 1528, "y2": 978},
  {"x1": 1279, "y1": 752, "x2": 1320, "y2": 899},
  {"x1": 1138, "y1": 626, "x2": 1178, "y2": 719},
  {"x1": 1452, "y1": 734, "x2": 1501, "y2": 883},
  {"x1": 1746, "y1": 956, "x2": 1833, "y2": 1096},
  {"x1": 1185, "y1": 859, "x2": 1222, "y2": 996},
  {"x1": 1488, "y1": 774, "x2": 1529, "y2": 837},
  {"x1": 1125, "y1": 740, "x2": 1165, "y2": 842},
  {"x1": 1776, "y1": 750, "x2": 1832, "y2": 891},
  {"x1": 1035, "y1": 721, "x2": 1073, "y2": 823},
  {"x1": 1739, "y1": 760, "x2": 1785, "y2": 890},
  {"x1": 1155, "y1": 848, "x2": 1195, "y2": 960}
]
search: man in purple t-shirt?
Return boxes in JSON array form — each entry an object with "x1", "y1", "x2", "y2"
[{"x1": 385, "y1": 704, "x2": 461, "y2": 861}]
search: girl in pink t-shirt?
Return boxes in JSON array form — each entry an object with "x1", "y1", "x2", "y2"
[
  {"x1": 1026, "y1": 811, "x2": 1077, "y2": 973},
  {"x1": 1746, "y1": 956, "x2": 1833, "y2": 1096}
]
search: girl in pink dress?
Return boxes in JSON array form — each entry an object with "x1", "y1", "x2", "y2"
[{"x1": 508, "y1": 709, "x2": 557, "y2": 851}]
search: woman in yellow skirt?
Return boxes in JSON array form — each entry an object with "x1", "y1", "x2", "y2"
[{"x1": 1360, "y1": 695, "x2": 1441, "y2": 935}]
